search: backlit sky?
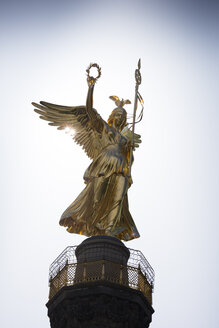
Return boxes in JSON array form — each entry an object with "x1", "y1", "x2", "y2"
[{"x1": 1, "y1": 1, "x2": 219, "y2": 327}]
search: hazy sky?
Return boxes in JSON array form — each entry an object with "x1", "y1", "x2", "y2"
[{"x1": 1, "y1": 1, "x2": 219, "y2": 327}]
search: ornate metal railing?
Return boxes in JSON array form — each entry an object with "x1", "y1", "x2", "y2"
[{"x1": 48, "y1": 246, "x2": 154, "y2": 304}]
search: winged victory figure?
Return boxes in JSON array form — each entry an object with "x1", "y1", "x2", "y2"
[{"x1": 32, "y1": 63, "x2": 142, "y2": 241}]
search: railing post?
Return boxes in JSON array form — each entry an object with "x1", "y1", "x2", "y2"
[
  {"x1": 57, "y1": 267, "x2": 60, "y2": 289},
  {"x1": 138, "y1": 264, "x2": 141, "y2": 291}
]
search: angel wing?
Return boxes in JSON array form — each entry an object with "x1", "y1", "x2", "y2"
[
  {"x1": 32, "y1": 101, "x2": 103, "y2": 159},
  {"x1": 109, "y1": 96, "x2": 120, "y2": 103},
  {"x1": 123, "y1": 99, "x2": 131, "y2": 105}
]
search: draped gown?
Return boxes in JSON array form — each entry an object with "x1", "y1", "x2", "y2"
[{"x1": 60, "y1": 119, "x2": 140, "y2": 241}]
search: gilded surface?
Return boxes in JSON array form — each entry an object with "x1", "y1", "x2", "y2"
[{"x1": 32, "y1": 63, "x2": 142, "y2": 241}]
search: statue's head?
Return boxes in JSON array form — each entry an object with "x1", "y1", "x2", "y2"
[
  {"x1": 108, "y1": 95, "x2": 130, "y2": 131},
  {"x1": 107, "y1": 107, "x2": 127, "y2": 131}
]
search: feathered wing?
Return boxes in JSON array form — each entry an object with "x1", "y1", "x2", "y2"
[
  {"x1": 109, "y1": 95, "x2": 120, "y2": 102},
  {"x1": 32, "y1": 101, "x2": 103, "y2": 159}
]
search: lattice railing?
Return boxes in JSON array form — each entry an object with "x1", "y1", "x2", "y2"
[{"x1": 48, "y1": 246, "x2": 154, "y2": 304}]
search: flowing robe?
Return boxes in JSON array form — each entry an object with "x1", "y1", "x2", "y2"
[{"x1": 60, "y1": 120, "x2": 140, "y2": 241}]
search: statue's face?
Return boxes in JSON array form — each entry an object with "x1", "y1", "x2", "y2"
[
  {"x1": 107, "y1": 108, "x2": 127, "y2": 131},
  {"x1": 112, "y1": 109, "x2": 126, "y2": 128}
]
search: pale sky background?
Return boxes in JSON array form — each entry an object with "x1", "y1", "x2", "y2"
[{"x1": 1, "y1": 0, "x2": 219, "y2": 327}]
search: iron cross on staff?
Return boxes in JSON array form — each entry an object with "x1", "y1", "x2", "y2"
[{"x1": 129, "y1": 59, "x2": 144, "y2": 177}]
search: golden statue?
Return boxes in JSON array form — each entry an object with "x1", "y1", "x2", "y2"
[{"x1": 32, "y1": 62, "x2": 143, "y2": 241}]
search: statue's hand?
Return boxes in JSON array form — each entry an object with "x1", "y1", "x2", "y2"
[
  {"x1": 121, "y1": 126, "x2": 142, "y2": 149},
  {"x1": 87, "y1": 76, "x2": 96, "y2": 87}
]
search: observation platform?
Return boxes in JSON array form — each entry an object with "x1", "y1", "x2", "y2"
[{"x1": 47, "y1": 236, "x2": 154, "y2": 328}]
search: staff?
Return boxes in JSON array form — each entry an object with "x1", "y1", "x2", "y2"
[{"x1": 129, "y1": 59, "x2": 142, "y2": 176}]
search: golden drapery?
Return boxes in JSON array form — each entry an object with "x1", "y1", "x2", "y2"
[{"x1": 60, "y1": 120, "x2": 140, "y2": 241}]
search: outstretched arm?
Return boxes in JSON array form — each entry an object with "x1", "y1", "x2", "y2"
[
  {"x1": 86, "y1": 80, "x2": 95, "y2": 121},
  {"x1": 86, "y1": 74, "x2": 103, "y2": 133}
]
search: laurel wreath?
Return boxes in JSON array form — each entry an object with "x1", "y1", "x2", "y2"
[{"x1": 86, "y1": 63, "x2": 101, "y2": 84}]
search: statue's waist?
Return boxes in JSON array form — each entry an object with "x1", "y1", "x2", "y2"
[{"x1": 84, "y1": 153, "x2": 129, "y2": 180}]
